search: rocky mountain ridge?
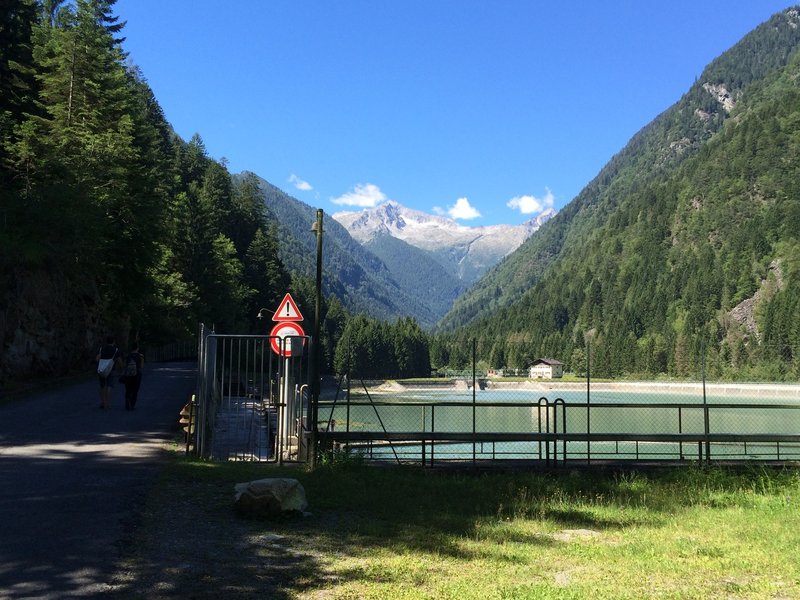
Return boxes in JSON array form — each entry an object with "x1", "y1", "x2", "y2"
[{"x1": 333, "y1": 201, "x2": 556, "y2": 283}]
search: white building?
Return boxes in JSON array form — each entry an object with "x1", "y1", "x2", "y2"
[{"x1": 528, "y1": 358, "x2": 564, "y2": 379}]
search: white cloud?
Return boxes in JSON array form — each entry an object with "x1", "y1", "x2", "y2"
[
  {"x1": 448, "y1": 197, "x2": 481, "y2": 220},
  {"x1": 506, "y1": 188, "x2": 555, "y2": 215},
  {"x1": 289, "y1": 174, "x2": 313, "y2": 191},
  {"x1": 432, "y1": 206, "x2": 445, "y2": 216},
  {"x1": 331, "y1": 183, "x2": 388, "y2": 207}
]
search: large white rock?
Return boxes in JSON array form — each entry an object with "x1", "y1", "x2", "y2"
[{"x1": 234, "y1": 478, "x2": 308, "y2": 517}]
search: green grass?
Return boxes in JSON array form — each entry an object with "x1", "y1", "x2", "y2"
[{"x1": 114, "y1": 453, "x2": 800, "y2": 599}]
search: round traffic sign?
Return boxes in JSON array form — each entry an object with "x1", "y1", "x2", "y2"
[{"x1": 269, "y1": 321, "x2": 305, "y2": 357}]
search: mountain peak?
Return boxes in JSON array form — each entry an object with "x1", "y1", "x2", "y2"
[
  {"x1": 333, "y1": 201, "x2": 556, "y2": 283},
  {"x1": 334, "y1": 200, "x2": 464, "y2": 242},
  {"x1": 522, "y1": 207, "x2": 557, "y2": 233}
]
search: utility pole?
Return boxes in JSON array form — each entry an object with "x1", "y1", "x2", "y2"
[{"x1": 310, "y1": 209, "x2": 324, "y2": 467}]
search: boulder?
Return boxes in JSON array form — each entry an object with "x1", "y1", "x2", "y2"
[{"x1": 234, "y1": 478, "x2": 308, "y2": 518}]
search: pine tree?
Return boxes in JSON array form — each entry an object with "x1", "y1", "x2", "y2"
[
  {"x1": 244, "y1": 226, "x2": 290, "y2": 331},
  {"x1": 321, "y1": 296, "x2": 348, "y2": 374},
  {"x1": 229, "y1": 172, "x2": 267, "y2": 257},
  {"x1": 0, "y1": 0, "x2": 39, "y2": 263}
]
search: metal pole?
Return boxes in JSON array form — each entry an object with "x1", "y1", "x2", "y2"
[
  {"x1": 431, "y1": 405, "x2": 436, "y2": 467},
  {"x1": 702, "y1": 339, "x2": 710, "y2": 463},
  {"x1": 472, "y1": 338, "x2": 477, "y2": 466},
  {"x1": 586, "y1": 341, "x2": 591, "y2": 465},
  {"x1": 421, "y1": 406, "x2": 426, "y2": 466},
  {"x1": 311, "y1": 208, "x2": 324, "y2": 467},
  {"x1": 282, "y1": 354, "x2": 293, "y2": 464}
]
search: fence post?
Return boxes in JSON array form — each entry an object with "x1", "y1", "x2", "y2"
[
  {"x1": 421, "y1": 406, "x2": 426, "y2": 466},
  {"x1": 431, "y1": 405, "x2": 436, "y2": 467},
  {"x1": 346, "y1": 343, "x2": 352, "y2": 452},
  {"x1": 472, "y1": 338, "x2": 477, "y2": 466},
  {"x1": 702, "y1": 339, "x2": 710, "y2": 463},
  {"x1": 586, "y1": 341, "x2": 591, "y2": 465}
]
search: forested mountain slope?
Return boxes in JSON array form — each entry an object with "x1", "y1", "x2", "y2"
[
  {"x1": 252, "y1": 176, "x2": 440, "y2": 327},
  {"x1": 0, "y1": 2, "x2": 296, "y2": 378},
  {"x1": 438, "y1": 7, "x2": 800, "y2": 336},
  {"x1": 363, "y1": 232, "x2": 465, "y2": 320},
  {"x1": 437, "y1": 7, "x2": 800, "y2": 380},
  {"x1": 0, "y1": 0, "x2": 440, "y2": 383}
]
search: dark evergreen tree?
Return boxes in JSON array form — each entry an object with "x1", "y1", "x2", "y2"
[{"x1": 244, "y1": 226, "x2": 290, "y2": 332}]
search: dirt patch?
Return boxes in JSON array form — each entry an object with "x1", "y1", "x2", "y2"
[{"x1": 550, "y1": 528, "x2": 602, "y2": 542}]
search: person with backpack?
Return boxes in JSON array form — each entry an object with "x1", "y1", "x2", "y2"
[
  {"x1": 96, "y1": 336, "x2": 121, "y2": 409},
  {"x1": 122, "y1": 342, "x2": 145, "y2": 410}
]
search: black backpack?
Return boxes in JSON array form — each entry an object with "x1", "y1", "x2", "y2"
[{"x1": 124, "y1": 354, "x2": 139, "y2": 377}]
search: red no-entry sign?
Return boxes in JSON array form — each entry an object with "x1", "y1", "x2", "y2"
[{"x1": 269, "y1": 321, "x2": 305, "y2": 357}]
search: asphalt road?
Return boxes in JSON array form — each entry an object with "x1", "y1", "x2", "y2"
[{"x1": 0, "y1": 362, "x2": 196, "y2": 599}]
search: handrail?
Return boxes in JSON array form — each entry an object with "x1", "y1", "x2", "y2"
[
  {"x1": 317, "y1": 431, "x2": 800, "y2": 444},
  {"x1": 537, "y1": 396, "x2": 549, "y2": 464},
  {"x1": 318, "y1": 399, "x2": 800, "y2": 410},
  {"x1": 553, "y1": 398, "x2": 566, "y2": 464}
]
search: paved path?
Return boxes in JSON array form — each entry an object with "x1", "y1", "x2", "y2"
[{"x1": 0, "y1": 362, "x2": 196, "y2": 599}]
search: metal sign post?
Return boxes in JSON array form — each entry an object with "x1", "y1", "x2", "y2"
[{"x1": 269, "y1": 295, "x2": 305, "y2": 462}]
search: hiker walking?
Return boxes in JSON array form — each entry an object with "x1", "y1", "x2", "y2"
[
  {"x1": 122, "y1": 342, "x2": 145, "y2": 410},
  {"x1": 96, "y1": 336, "x2": 121, "y2": 409}
]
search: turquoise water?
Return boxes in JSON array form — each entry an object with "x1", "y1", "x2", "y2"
[{"x1": 327, "y1": 388, "x2": 800, "y2": 432}]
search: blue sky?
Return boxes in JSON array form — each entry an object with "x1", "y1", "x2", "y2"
[{"x1": 115, "y1": 1, "x2": 794, "y2": 226}]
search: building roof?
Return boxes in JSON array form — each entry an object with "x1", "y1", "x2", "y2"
[{"x1": 531, "y1": 358, "x2": 563, "y2": 366}]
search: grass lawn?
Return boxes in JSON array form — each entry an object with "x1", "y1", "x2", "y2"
[{"x1": 113, "y1": 450, "x2": 800, "y2": 599}]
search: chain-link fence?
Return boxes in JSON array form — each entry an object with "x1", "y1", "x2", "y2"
[{"x1": 318, "y1": 339, "x2": 800, "y2": 466}]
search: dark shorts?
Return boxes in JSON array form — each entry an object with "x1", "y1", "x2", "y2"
[{"x1": 99, "y1": 375, "x2": 114, "y2": 388}]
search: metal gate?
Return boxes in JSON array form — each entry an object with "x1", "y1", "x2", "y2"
[{"x1": 195, "y1": 325, "x2": 311, "y2": 462}]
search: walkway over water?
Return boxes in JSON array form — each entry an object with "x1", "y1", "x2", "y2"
[{"x1": 210, "y1": 396, "x2": 274, "y2": 461}]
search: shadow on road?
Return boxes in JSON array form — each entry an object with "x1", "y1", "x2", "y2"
[{"x1": 0, "y1": 363, "x2": 196, "y2": 599}]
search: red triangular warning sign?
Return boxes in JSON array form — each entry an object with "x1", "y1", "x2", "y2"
[{"x1": 272, "y1": 293, "x2": 304, "y2": 322}]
